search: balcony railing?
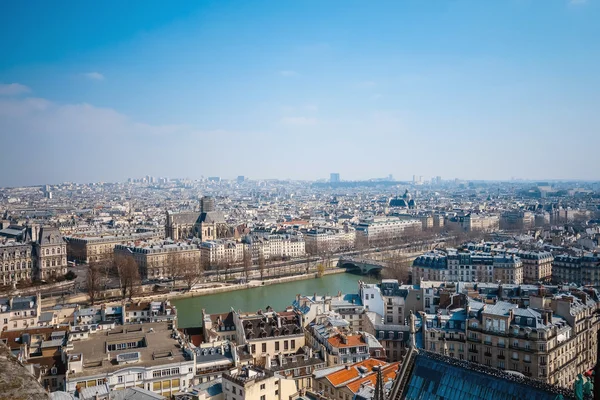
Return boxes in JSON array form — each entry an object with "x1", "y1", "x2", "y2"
[
  {"x1": 498, "y1": 354, "x2": 505, "y2": 359},
  {"x1": 468, "y1": 348, "x2": 478, "y2": 353},
  {"x1": 484, "y1": 352, "x2": 492, "y2": 357}
]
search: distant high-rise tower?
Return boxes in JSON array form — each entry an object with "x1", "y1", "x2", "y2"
[
  {"x1": 237, "y1": 176, "x2": 245, "y2": 184},
  {"x1": 200, "y1": 196, "x2": 215, "y2": 213},
  {"x1": 330, "y1": 173, "x2": 340, "y2": 183}
]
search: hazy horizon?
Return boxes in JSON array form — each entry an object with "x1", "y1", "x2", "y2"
[{"x1": 1, "y1": 0, "x2": 599, "y2": 187}]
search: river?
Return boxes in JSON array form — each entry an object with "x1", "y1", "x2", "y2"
[{"x1": 173, "y1": 272, "x2": 378, "y2": 328}]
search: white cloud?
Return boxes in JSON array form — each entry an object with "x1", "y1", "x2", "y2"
[
  {"x1": 82, "y1": 72, "x2": 105, "y2": 81},
  {"x1": 280, "y1": 116, "x2": 318, "y2": 126},
  {"x1": 279, "y1": 70, "x2": 299, "y2": 77},
  {"x1": 0, "y1": 83, "x2": 31, "y2": 96}
]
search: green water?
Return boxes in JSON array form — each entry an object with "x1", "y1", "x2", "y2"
[{"x1": 173, "y1": 273, "x2": 378, "y2": 328}]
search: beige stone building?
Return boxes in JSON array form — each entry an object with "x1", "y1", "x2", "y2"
[
  {"x1": 222, "y1": 365, "x2": 298, "y2": 400},
  {"x1": 114, "y1": 241, "x2": 201, "y2": 280},
  {"x1": 65, "y1": 231, "x2": 161, "y2": 264},
  {"x1": 516, "y1": 250, "x2": 553, "y2": 283},
  {"x1": 35, "y1": 226, "x2": 67, "y2": 280},
  {"x1": 412, "y1": 251, "x2": 523, "y2": 285},
  {"x1": 233, "y1": 309, "x2": 305, "y2": 367},
  {"x1": 0, "y1": 242, "x2": 33, "y2": 286},
  {"x1": 421, "y1": 288, "x2": 600, "y2": 388}
]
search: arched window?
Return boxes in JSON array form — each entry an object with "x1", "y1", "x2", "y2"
[
  {"x1": 10, "y1": 263, "x2": 14, "y2": 271},
  {"x1": 28, "y1": 261, "x2": 32, "y2": 269},
  {"x1": 57, "y1": 248, "x2": 61, "y2": 254},
  {"x1": 45, "y1": 249, "x2": 49, "y2": 255},
  {"x1": 52, "y1": 248, "x2": 55, "y2": 255}
]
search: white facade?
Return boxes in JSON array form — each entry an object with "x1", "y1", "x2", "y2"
[
  {"x1": 359, "y1": 282, "x2": 384, "y2": 316},
  {"x1": 0, "y1": 294, "x2": 41, "y2": 331},
  {"x1": 65, "y1": 361, "x2": 195, "y2": 397},
  {"x1": 356, "y1": 217, "x2": 422, "y2": 241}
]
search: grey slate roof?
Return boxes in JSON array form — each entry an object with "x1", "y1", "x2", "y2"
[
  {"x1": 400, "y1": 351, "x2": 577, "y2": 400},
  {"x1": 38, "y1": 226, "x2": 64, "y2": 245}
]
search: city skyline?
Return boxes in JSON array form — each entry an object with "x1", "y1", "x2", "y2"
[{"x1": 1, "y1": 0, "x2": 599, "y2": 186}]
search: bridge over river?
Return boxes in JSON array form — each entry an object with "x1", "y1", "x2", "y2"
[
  {"x1": 337, "y1": 256, "x2": 390, "y2": 274},
  {"x1": 337, "y1": 252, "x2": 423, "y2": 274}
]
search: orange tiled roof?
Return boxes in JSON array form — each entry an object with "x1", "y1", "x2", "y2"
[
  {"x1": 327, "y1": 334, "x2": 366, "y2": 348},
  {"x1": 346, "y1": 362, "x2": 400, "y2": 393},
  {"x1": 326, "y1": 358, "x2": 386, "y2": 387}
]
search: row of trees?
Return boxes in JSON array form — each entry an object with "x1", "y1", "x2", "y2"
[{"x1": 86, "y1": 252, "x2": 205, "y2": 305}]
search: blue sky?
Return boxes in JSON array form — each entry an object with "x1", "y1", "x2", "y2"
[{"x1": 0, "y1": 0, "x2": 598, "y2": 186}]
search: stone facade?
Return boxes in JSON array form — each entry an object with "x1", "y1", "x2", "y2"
[
  {"x1": 114, "y1": 241, "x2": 201, "y2": 280},
  {"x1": 34, "y1": 226, "x2": 67, "y2": 280},
  {"x1": 0, "y1": 242, "x2": 33, "y2": 286},
  {"x1": 421, "y1": 288, "x2": 600, "y2": 388}
]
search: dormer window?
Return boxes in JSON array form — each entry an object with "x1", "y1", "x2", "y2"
[{"x1": 51, "y1": 367, "x2": 57, "y2": 375}]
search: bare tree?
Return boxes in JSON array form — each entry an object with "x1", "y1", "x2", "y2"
[
  {"x1": 86, "y1": 261, "x2": 103, "y2": 305},
  {"x1": 258, "y1": 252, "x2": 266, "y2": 280},
  {"x1": 355, "y1": 234, "x2": 369, "y2": 255},
  {"x1": 114, "y1": 255, "x2": 140, "y2": 300},
  {"x1": 166, "y1": 253, "x2": 182, "y2": 285},
  {"x1": 383, "y1": 252, "x2": 412, "y2": 283},
  {"x1": 180, "y1": 257, "x2": 203, "y2": 290},
  {"x1": 242, "y1": 249, "x2": 252, "y2": 281},
  {"x1": 304, "y1": 253, "x2": 311, "y2": 274}
]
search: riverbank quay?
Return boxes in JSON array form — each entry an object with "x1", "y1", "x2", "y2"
[{"x1": 39, "y1": 268, "x2": 347, "y2": 308}]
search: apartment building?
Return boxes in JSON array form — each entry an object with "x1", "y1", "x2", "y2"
[
  {"x1": 202, "y1": 310, "x2": 237, "y2": 342},
  {"x1": 515, "y1": 250, "x2": 553, "y2": 283},
  {"x1": 304, "y1": 227, "x2": 355, "y2": 254},
  {"x1": 233, "y1": 309, "x2": 305, "y2": 366},
  {"x1": 358, "y1": 280, "x2": 421, "y2": 362},
  {"x1": 64, "y1": 322, "x2": 195, "y2": 397},
  {"x1": 0, "y1": 242, "x2": 33, "y2": 286},
  {"x1": 222, "y1": 365, "x2": 298, "y2": 400},
  {"x1": 355, "y1": 217, "x2": 422, "y2": 242},
  {"x1": 448, "y1": 213, "x2": 500, "y2": 232},
  {"x1": 65, "y1": 231, "x2": 161, "y2": 263},
  {"x1": 492, "y1": 255, "x2": 524, "y2": 285},
  {"x1": 243, "y1": 234, "x2": 305, "y2": 260},
  {"x1": 412, "y1": 250, "x2": 523, "y2": 284},
  {"x1": 114, "y1": 241, "x2": 201, "y2": 280},
  {"x1": 553, "y1": 254, "x2": 600, "y2": 286},
  {"x1": 194, "y1": 340, "x2": 236, "y2": 383},
  {"x1": 0, "y1": 293, "x2": 41, "y2": 331},
  {"x1": 421, "y1": 288, "x2": 600, "y2": 388},
  {"x1": 500, "y1": 210, "x2": 535, "y2": 231},
  {"x1": 200, "y1": 239, "x2": 244, "y2": 266},
  {"x1": 306, "y1": 315, "x2": 385, "y2": 366}
]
